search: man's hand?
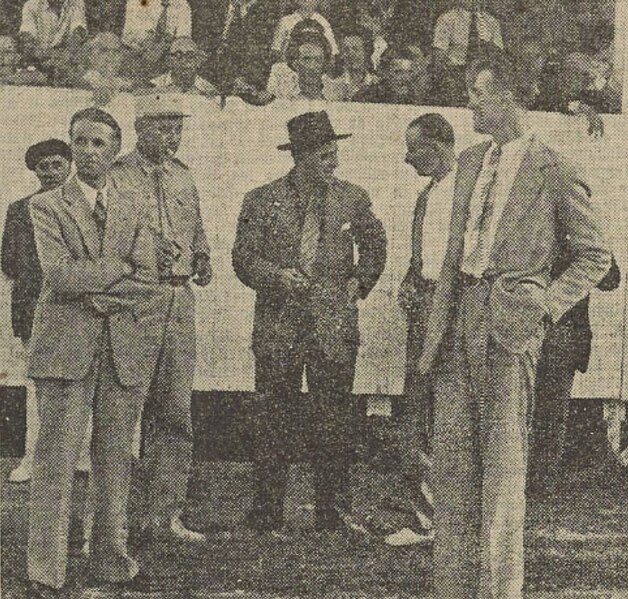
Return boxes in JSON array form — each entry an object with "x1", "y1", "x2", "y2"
[
  {"x1": 277, "y1": 268, "x2": 309, "y2": 294},
  {"x1": 347, "y1": 277, "x2": 361, "y2": 303},
  {"x1": 576, "y1": 102, "x2": 604, "y2": 138},
  {"x1": 193, "y1": 254, "x2": 213, "y2": 287},
  {"x1": 397, "y1": 278, "x2": 415, "y2": 312}
]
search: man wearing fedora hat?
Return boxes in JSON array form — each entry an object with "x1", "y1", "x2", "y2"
[
  {"x1": 233, "y1": 111, "x2": 387, "y2": 532},
  {"x1": 111, "y1": 92, "x2": 212, "y2": 546}
]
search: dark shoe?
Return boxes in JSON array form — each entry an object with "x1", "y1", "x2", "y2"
[
  {"x1": 27, "y1": 582, "x2": 60, "y2": 599},
  {"x1": 244, "y1": 508, "x2": 284, "y2": 532}
]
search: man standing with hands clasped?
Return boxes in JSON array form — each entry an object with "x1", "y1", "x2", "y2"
[
  {"x1": 112, "y1": 93, "x2": 212, "y2": 547},
  {"x1": 233, "y1": 111, "x2": 387, "y2": 534},
  {"x1": 26, "y1": 108, "x2": 169, "y2": 598},
  {"x1": 419, "y1": 58, "x2": 611, "y2": 599}
]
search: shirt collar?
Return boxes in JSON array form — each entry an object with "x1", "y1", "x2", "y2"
[
  {"x1": 133, "y1": 148, "x2": 173, "y2": 175},
  {"x1": 76, "y1": 176, "x2": 108, "y2": 211},
  {"x1": 489, "y1": 129, "x2": 534, "y2": 160}
]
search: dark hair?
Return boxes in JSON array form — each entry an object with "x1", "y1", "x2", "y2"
[
  {"x1": 286, "y1": 32, "x2": 333, "y2": 70},
  {"x1": 466, "y1": 56, "x2": 527, "y2": 106},
  {"x1": 69, "y1": 107, "x2": 122, "y2": 142},
  {"x1": 408, "y1": 113, "x2": 455, "y2": 145},
  {"x1": 25, "y1": 138, "x2": 72, "y2": 170}
]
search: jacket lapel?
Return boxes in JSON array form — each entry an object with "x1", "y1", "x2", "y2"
[
  {"x1": 61, "y1": 176, "x2": 102, "y2": 259},
  {"x1": 101, "y1": 179, "x2": 133, "y2": 257},
  {"x1": 489, "y1": 138, "x2": 550, "y2": 260}
]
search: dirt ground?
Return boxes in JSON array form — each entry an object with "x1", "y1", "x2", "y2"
[{"x1": 2, "y1": 458, "x2": 627, "y2": 599}]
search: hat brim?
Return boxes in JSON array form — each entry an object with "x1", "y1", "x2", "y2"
[{"x1": 277, "y1": 132, "x2": 352, "y2": 151}]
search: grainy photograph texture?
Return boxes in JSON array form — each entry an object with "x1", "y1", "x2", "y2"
[{"x1": 0, "y1": 0, "x2": 626, "y2": 598}]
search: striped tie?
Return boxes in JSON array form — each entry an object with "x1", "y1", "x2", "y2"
[
  {"x1": 93, "y1": 190, "x2": 107, "y2": 242},
  {"x1": 463, "y1": 145, "x2": 502, "y2": 275},
  {"x1": 299, "y1": 195, "x2": 323, "y2": 279}
]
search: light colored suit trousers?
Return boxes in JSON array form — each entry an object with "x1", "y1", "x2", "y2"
[
  {"x1": 28, "y1": 327, "x2": 147, "y2": 589},
  {"x1": 431, "y1": 281, "x2": 539, "y2": 599}
]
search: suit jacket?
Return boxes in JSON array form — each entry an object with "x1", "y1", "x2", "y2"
[
  {"x1": 419, "y1": 137, "x2": 611, "y2": 374},
  {"x1": 232, "y1": 172, "x2": 387, "y2": 363},
  {"x1": 195, "y1": 0, "x2": 285, "y2": 90},
  {"x1": 27, "y1": 176, "x2": 169, "y2": 386},
  {"x1": 1, "y1": 195, "x2": 43, "y2": 341}
]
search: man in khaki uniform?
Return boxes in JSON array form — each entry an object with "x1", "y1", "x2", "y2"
[{"x1": 111, "y1": 93, "x2": 212, "y2": 545}]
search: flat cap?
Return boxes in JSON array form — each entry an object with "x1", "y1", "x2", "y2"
[{"x1": 25, "y1": 139, "x2": 72, "y2": 171}]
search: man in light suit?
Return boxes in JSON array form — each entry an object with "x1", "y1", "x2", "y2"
[
  {"x1": 111, "y1": 93, "x2": 212, "y2": 546},
  {"x1": 233, "y1": 111, "x2": 387, "y2": 533},
  {"x1": 26, "y1": 108, "x2": 168, "y2": 599},
  {"x1": 418, "y1": 57, "x2": 611, "y2": 598}
]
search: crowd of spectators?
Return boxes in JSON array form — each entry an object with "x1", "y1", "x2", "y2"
[{"x1": 0, "y1": 0, "x2": 621, "y2": 116}]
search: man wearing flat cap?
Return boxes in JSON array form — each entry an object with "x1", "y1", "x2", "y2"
[
  {"x1": 1, "y1": 139, "x2": 87, "y2": 484},
  {"x1": 233, "y1": 111, "x2": 387, "y2": 532},
  {"x1": 111, "y1": 92, "x2": 212, "y2": 545}
]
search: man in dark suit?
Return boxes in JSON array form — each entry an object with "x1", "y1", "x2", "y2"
[
  {"x1": 1, "y1": 139, "x2": 73, "y2": 484},
  {"x1": 528, "y1": 253, "x2": 620, "y2": 496},
  {"x1": 194, "y1": 0, "x2": 285, "y2": 93},
  {"x1": 233, "y1": 111, "x2": 387, "y2": 532},
  {"x1": 418, "y1": 58, "x2": 611, "y2": 598}
]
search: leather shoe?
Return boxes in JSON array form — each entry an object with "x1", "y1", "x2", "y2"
[{"x1": 27, "y1": 582, "x2": 60, "y2": 599}]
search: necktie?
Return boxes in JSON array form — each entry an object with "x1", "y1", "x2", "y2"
[
  {"x1": 467, "y1": 10, "x2": 480, "y2": 63},
  {"x1": 299, "y1": 194, "x2": 324, "y2": 279},
  {"x1": 411, "y1": 179, "x2": 435, "y2": 284},
  {"x1": 464, "y1": 145, "x2": 502, "y2": 275},
  {"x1": 155, "y1": 0, "x2": 170, "y2": 38},
  {"x1": 93, "y1": 190, "x2": 107, "y2": 242}
]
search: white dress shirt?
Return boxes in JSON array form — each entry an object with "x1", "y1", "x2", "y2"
[
  {"x1": 266, "y1": 62, "x2": 334, "y2": 100},
  {"x1": 77, "y1": 177, "x2": 108, "y2": 213},
  {"x1": 421, "y1": 167, "x2": 456, "y2": 282},
  {"x1": 19, "y1": 0, "x2": 87, "y2": 51},
  {"x1": 461, "y1": 132, "x2": 534, "y2": 277},
  {"x1": 271, "y1": 12, "x2": 339, "y2": 57},
  {"x1": 433, "y1": 8, "x2": 503, "y2": 66},
  {"x1": 122, "y1": 0, "x2": 191, "y2": 50}
]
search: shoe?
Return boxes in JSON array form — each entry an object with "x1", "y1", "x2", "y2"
[
  {"x1": 86, "y1": 556, "x2": 140, "y2": 590},
  {"x1": 9, "y1": 462, "x2": 32, "y2": 483},
  {"x1": 137, "y1": 516, "x2": 207, "y2": 546},
  {"x1": 385, "y1": 527, "x2": 433, "y2": 547},
  {"x1": 169, "y1": 516, "x2": 206, "y2": 544},
  {"x1": 26, "y1": 581, "x2": 60, "y2": 599},
  {"x1": 315, "y1": 507, "x2": 344, "y2": 532}
]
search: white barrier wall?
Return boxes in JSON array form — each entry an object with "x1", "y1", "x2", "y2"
[{"x1": 0, "y1": 86, "x2": 626, "y2": 399}]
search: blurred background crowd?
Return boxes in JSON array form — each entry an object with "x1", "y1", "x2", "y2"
[{"x1": 0, "y1": 0, "x2": 621, "y2": 113}]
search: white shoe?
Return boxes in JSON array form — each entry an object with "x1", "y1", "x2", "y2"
[
  {"x1": 420, "y1": 481, "x2": 434, "y2": 508},
  {"x1": 170, "y1": 516, "x2": 206, "y2": 544},
  {"x1": 8, "y1": 462, "x2": 32, "y2": 483},
  {"x1": 385, "y1": 528, "x2": 433, "y2": 547}
]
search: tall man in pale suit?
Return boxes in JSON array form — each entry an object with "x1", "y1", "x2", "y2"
[
  {"x1": 26, "y1": 108, "x2": 169, "y2": 598},
  {"x1": 112, "y1": 93, "x2": 212, "y2": 545},
  {"x1": 418, "y1": 58, "x2": 611, "y2": 599}
]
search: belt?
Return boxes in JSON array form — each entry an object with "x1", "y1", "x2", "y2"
[
  {"x1": 459, "y1": 272, "x2": 498, "y2": 288},
  {"x1": 159, "y1": 275, "x2": 190, "y2": 287}
]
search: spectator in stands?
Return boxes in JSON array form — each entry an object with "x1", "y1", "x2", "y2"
[
  {"x1": 152, "y1": 37, "x2": 219, "y2": 98},
  {"x1": 122, "y1": 0, "x2": 191, "y2": 80},
  {"x1": 0, "y1": 35, "x2": 48, "y2": 85},
  {"x1": 74, "y1": 32, "x2": 134, "y2": 105},
  {"x1": 325, "y1": 29, "x2": 377, "y2": 101},
  {"x1": 354, "y1": 46, "x2": 431, "y2": 105},
  {"x1": 197, "y1": 0, "x2": 284, "y2": 97},
  {"x1": 507, "y1": 0, "x2": 580, "y2": 60},
  {"x1": 18, "y1": 0, "x2": 87, "y2": 66},
  {"x1": 265, "y1": 30, "x2": 335, "y2": 102},
  {"x1": 272, "y1": 0, "x2": 338, "y2": 62},
  {"x1": 432, "y1": 0, "x2": 504, "y2": 106}
]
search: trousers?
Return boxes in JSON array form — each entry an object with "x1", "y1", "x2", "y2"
[
  {"x1": 251, "y1": 338, "x2": 358, "y2": 524},
  {"x1": 141, "y1": 285, "x2": 196, "y2": 525},
  {"x1": 28, "y1": 328, "x2": 146, "y2": 588},
  {"x1": 431, "y1": 281, "x2": 539, "y2": 599}
]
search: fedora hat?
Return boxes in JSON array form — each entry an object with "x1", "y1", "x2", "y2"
[
  {"x1": 135, "y1": 92, "x2": 191, "y2": 119},
  {"x1": 277, "y1": 111, "x2": 351, "y2": 152}
]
